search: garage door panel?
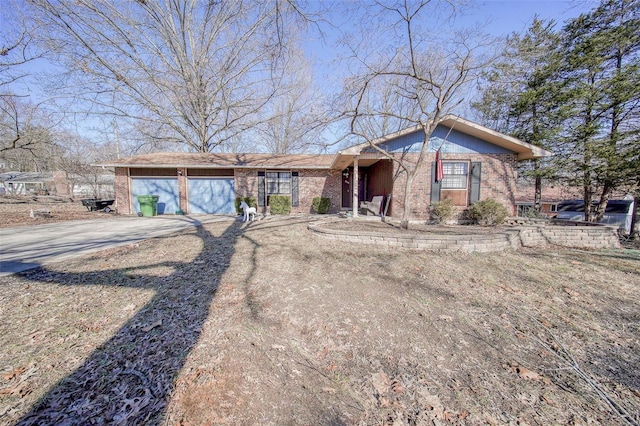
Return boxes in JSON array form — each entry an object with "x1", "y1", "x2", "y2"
[
  {"x1": 131, "y1": 178, "x2": 179, "y2": 215},
  {"x1": 188, "y1": 178, "x2": 235, "y2": 214}
]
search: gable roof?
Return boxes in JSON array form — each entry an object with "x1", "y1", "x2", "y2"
[
  {"x1": 98, "y1": 116, "x2": 551, "y2": 171},
  {"x1": 338, "y1": 115, "x2": 553, "y2": 161},
  {"x1": 98, "y1": 152, "x2": 335, "y2": 170}
]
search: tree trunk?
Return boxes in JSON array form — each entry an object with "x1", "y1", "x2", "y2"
[
  {"x1": 594, "y1": 183, "x2": 612, "y2": 222},
  {"x1": 583, "y1": 185, "x2": 592, "y2": 222},
  {"x1": 400, "y1": 168, "x2": 415, "y2": 230}
]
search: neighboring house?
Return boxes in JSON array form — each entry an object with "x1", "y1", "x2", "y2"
[
  {"x1": 53, "y1": 171, "x2": 115, "y2": 199},
  {"x1": 515, "y1": 184, "x2": 583, "y2": 217},
  {"x1": 99, "y1": 115, "x2": 552, "y2": 218},
  {"x1": 0, "y1": 172, "x2": 52, "y2": 195}
]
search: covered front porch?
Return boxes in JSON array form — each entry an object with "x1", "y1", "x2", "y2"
[{"x1": 331, "y1": 152, "x2": 394, "y2": 217}]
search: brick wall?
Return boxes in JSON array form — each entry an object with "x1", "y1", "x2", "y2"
[
  {"x1": 389, "y1": 153, "x2": 518, "y2": 220},
  {"x1": 114, "y1": 167, "x2": 130, "y2": 214},
  {"x1": 518, "y1": 224, "x2": 620, "y2": 249},
  {"x1": 296, "y1": 169, "x2": 341, "y2": 214},
  {"x1": 234, "y1": 168, "x2": 342, "y2": 215},
  {"x1": 309, "y1": 220, "x2": 620, "y2": 251},
  {"x1": 234, "y1": 169, "x2": 259, "y2": 214},
  {"x1": 178, "y1": 168, "x2": 187, "y2": 213}
]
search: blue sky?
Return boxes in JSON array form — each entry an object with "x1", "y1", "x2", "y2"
[
  {"x1": 463, "y1": 0, "x2": 596, "y2": 35},
  {"x1": 3, "y1": 0, "x2": 601, "y2": 146},
  {"x1": 9, "y1": 0, "x2": 598, "y2": 101}
]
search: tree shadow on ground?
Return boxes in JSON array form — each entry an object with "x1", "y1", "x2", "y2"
[{"x1": 15, "y1": 221, "x2": 242, "y2": 425}]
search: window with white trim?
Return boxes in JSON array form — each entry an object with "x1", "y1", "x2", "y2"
[{"x1": 441, "y1": 162, "x2": 468, "y2": 189}]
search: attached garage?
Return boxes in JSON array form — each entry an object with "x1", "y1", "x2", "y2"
[
  {"x1": 131, "y1": 177, "x2": 180, "y2": 215},
  {"x1": 187, "y1": 177, "x2": 235, "y2": 214}
]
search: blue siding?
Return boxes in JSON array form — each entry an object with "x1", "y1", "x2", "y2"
[
  {"x1": 367, "y1": 125, "x2": 513, "y2": 155},
  {"x1": 188, "y1": 178, "x2": 235, "y2": 214},
  {"x1": 131, "y1": 178, "x2": 180, "y2": 215}
]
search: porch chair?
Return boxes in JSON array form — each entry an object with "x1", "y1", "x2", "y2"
[{"x1": 360, "y1": 195, "x2": 384, "y2": 216}]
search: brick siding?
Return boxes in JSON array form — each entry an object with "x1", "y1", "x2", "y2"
[
  {"x1": 389, "y1": 153, "x2": 518, "y2": 220},
  {"x1": 114, "y1": 167, "x2": 130, "y2": 214},
  {"x1": 235, "y1": 168, "x2": 342, "y2": 215}
]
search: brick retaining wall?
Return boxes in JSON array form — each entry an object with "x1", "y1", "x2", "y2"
[
  {"x1": 308, "y1": 221, "x2": 522, "y2": 253},
  {"x1": 516, "y1": 225, "x2": 620, "y2": 249},
  {"x1": 308, "y1": 219, "x2": 620, "y2": 252}
]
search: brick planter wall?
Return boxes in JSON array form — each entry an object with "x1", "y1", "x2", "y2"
[
  {"x1": 308, "y1": 220, "x2": 521, "y2": 253},
  {"x1": 517, "y1": 224, "x2": 620, "y2": 249},
  {"x1": 308, "y1": 219, "x2": 621, "y2": 252}
]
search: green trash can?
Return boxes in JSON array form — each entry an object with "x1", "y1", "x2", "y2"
[{"x1": 137, "y1": 195, "x2": 159, "y2": 217}]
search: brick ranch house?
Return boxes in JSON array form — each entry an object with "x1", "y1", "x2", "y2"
[{"x1": 99, "y1": 115, "x2": 552, "y2": 219}]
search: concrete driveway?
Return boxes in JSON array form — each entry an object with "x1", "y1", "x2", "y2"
[{"x1": 0, "y1": 215, "x2": 235, "y2": 276}]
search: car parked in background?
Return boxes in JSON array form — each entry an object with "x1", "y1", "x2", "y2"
[{"x1": 555, "y1": 198, "x2": 636, "y2": 234}]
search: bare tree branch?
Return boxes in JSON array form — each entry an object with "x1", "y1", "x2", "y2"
[
  {"x1": 27, "y1": 0, "x2": 309, "y2": 152},
  {"x1": 341, "y1": 0, "x2": 497, "y2": 228}
]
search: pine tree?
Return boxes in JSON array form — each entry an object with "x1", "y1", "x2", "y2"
[
  {"x1": 559, "y1": 0, "x2": 640, "y2": 221},
  {"x1": 474, "y1": 18, "x2": 564, "y2": 213}
]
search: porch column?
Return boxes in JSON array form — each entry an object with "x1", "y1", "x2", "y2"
[
  {"x1": 177, "y1": 168, "x2": 188, "y2": 214},
  {"x1": 352, "y1": 155, "x2": 359, "y2": 217}
]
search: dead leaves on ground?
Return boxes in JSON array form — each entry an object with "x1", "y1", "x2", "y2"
[
  {"x1": 369, "y1": 370, "x2": 468, "y2": 424},
  {"x1": 0, "y1": 365, "x2": 37, "y2": 399},
  {"x1": 508, "y1": 363, "x2": 551, "y2": 385}
]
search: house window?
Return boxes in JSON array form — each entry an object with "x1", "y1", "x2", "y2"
[
  {"x1": 441, "y1": 162, "x2": 468, "y2": 189},
  {"x1": 517, "y1": 203, "x2": 534, "y2": 217},
  {"x1": 266, "y1": 172, "x2": 291, "y2": 195}
]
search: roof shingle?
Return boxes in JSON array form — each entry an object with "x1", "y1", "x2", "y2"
[{"x1": 98, "y1": 152, "x2": 335, "y2": 169}]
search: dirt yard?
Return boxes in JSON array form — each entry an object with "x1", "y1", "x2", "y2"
[
  {"x1": 0, "y1": 195, "x2": 116, "y2": 228},
  {"x1": 1, "y1": 198, "x2": 639, "y2": 425}
]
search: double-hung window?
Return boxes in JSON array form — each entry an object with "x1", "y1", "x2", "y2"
[
  {"x1": 258, "y1": 170, "x2": 299, "y2": 207},
  {"x1": 266, "y1": 172, "x2": 291, "y2": 195},
  {"x1": 441, "y1": 162, "x2": 468, "y2": 190}
]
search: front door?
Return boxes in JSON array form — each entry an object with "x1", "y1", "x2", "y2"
[{"x1": 341, "y1": 168, "x2": 366, "y2": 209}]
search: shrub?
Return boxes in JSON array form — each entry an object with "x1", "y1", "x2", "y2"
[
  {"x1": 466, "y1": 199, "x2": 509, "y2": 226},
  {"x1": 235, "y1": 196, "x2": 257, "y2": 215},
  {"x1": 269, "y1": 195, "x2": 291, "y2": 215},
  {"x1": 312, "y1": 197, "x2": 331, "y2": 214},
  {"x1": 430, "y1": 198, "x2": 455, "y2": 224}
]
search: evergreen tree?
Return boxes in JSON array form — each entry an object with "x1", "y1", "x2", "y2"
[
  {"x1": 474, "y1": 18, "x2": 564, "y2": 213},
  {"x1": 559, "y1": 0, "x2": 640, "y2": 221}
]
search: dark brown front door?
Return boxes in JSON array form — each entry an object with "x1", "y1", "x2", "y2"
[
  {"x1": 341, "y1": 168, "x2": 367, "y2": 209},
  {"x1": 342, "y1": 169, "x2": 352, "y2": 209}
]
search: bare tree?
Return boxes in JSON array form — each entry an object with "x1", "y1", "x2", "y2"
[
  {"x1": 0, "y1": 0, "x2": 44, "y2": 89},
  {"x1": 1, "y1": 0, "x2": 54, "y2": 170},
  {"x1": 0, "y1": 96, "x2": 58, "y2": 172},
  {"x1": 255, "y1": 49, "x2": 331, "y2": 154},
  {"x1": 52, "y1": 133, "x2": 117, "y2": 198},
  {"x1": 28, "y1": 0, "x2": 308, "y2": 153},
  {"x1": 343, "y1": 0, "x2": 496, "y2": 228}
]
